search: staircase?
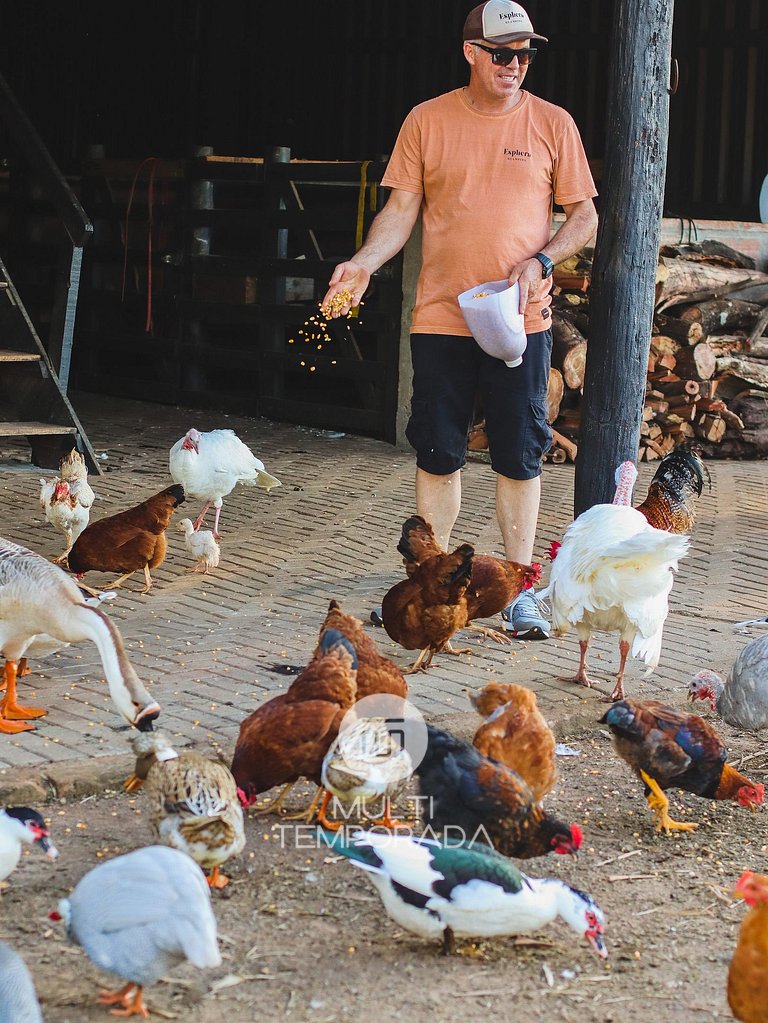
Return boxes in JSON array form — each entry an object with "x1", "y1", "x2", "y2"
[
  {"x1": 0, "y1": 70, "x2": 101, "y2": 475},
  {"x1": 0, "y1": 257, "x2": 101, "y2": 473}
]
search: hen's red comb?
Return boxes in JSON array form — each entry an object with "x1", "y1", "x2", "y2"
[
  {"x1": 547, "y1": 540, "x2": 562, "y2": 561},
  {"x1": 570, "y1": 823, "x2": 584, "y2": 848},
  {"x1": 49, "y1": 910, "x2": 62, "y2": 921}
]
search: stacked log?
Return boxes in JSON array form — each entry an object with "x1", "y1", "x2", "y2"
[
  {"x1": 466, "y1": 241, "x2": 768, "y2": 463},
  {"x1": 547, "y1": 241, "x2": 768, "y2": 461}
]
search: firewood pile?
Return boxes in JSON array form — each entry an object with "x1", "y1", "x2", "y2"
[{"x1": 469, "y1": 239, "x2": 768, "y2": 465}]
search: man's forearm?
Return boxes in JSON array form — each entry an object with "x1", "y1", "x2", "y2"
[
  {"x1": 352, "y1": 200, "x2": 421, "y2": 274},
  {"x1": 540, "y1": 201, "x2": 598, "y2": 265}
]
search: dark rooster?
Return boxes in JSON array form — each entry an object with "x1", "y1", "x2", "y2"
[
  {"x1": 230, "y1": 628, "x2": 358, "y2": 825},
  {"x1": 381, "y1": 537, "x2": 474, "y2": 673},
  {"x1": 413, "y1": 725, "x2": 582, "y2": 860},
  {"x1": 397, "y1": 515, "x2": 541, "y2": 642},
  {"x1": 316, "y1": 600, "x2": 408, "y2": 700},
  {"x1": 600, "y1": 698, "x2": 764, "y2": 834},
  {"x1": 635, "y1": 444, "x2": 708, "y2": 533},
  {"x1": 67, "y1": 484, "x2": 185, "y2": 593}
]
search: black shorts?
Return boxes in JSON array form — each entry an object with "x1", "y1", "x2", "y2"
[{"x1": 405, "y1": 331, "x2": 553, "y2": 480}]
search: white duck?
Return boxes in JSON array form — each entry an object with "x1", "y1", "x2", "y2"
[
  {"x1": 0, "y1": 537, "x2": 159, "y2": 733},
  {"x1": 320, "y1": 717, "x2": 414, "y2": 830},
  {"x1": 177, "y1": 518, "x2": 220, "y2": 573},
  {"x1": 0, "y1": 941, "x2": 43, "y2": 1023},
  {"x1": 539, "y1": 461, "x2": 690, "y2": 701},
  {"x1": 169, "y1": 428, "x2": 281, "y2": 539},
  {"x1": 54, "y1": 845, "x2": 221, "y2": 1018},
  {"x1": 125, "y1": 730, "x2": 246, "y2": 888},
  {"x1": 319, "y1": 830, "x2": 607, "y2": 958},
  {"x1": 688, "y1": 636, "x2": 768, "y2": 731},
  {"x1": 0, "y1": 806, "x2": 58, "y2": 883}
]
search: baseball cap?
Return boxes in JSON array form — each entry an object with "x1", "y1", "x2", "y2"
[{"x1": 462, "y1": 0, "x2": 548, "y2": 44}]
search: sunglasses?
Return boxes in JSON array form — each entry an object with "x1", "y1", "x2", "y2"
[{"x1": 471, "y1": 43, "x2": 537, "y2": 67}]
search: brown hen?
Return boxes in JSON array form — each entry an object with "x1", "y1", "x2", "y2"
[
  {"x1": 67, "y1": 483, "x2": 185, "y2": 593},
  {"x1": 468, "y1": 682, "x2": 557, "y2": 802},
  {"x1": 316, "y1": 600, "x2": 407, "y2": 700},
  {"x1": 230, "y1": 628, "x2": 358, "y2": 824},
  {"x1": 381, "y1": 537, "x2": 474, "y2": 673},
  {"x1": 397, "y1": 515, "x2": 541, "y2": 642},
  {"x1": 728, "y1": 870, "x2": 768, "y2": 1023}
]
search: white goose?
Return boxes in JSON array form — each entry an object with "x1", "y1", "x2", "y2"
[{"x1": 0, "y1": 537, "x2": 160, "y2": 733}]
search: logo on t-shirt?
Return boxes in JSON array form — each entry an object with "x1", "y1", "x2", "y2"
[{"x1": 504, "y1": 147, "x2": 531, "y2": 161}]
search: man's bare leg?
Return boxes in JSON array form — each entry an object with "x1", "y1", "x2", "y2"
[
  {"x1": 496, "y1": 474, "x2": 540, "y2": 564},
  {"x1": 415, "y1": 468, "x2": 461, "y2": 550}
]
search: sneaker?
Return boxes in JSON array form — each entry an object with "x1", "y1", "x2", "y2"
[
  {"x1": 370, "y1": 607, "x2": 384, "y2": 627},
  {"x1": 500, "y1": 588, "x2": 550, "y2": 639}
]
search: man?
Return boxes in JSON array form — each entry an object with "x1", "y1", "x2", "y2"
[{"x1": 322, "y1": 0, "x2": 598, "y2": 639}]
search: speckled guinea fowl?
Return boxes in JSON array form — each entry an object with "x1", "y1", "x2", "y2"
[
  {"x1": 55, "y1": 844, "x2": 221, "y2": 1018},
  {"x1": 0, "y1": 940, "x2": 43, "y2": 1023},
  {"x1": 126, "y1": 730, "x2": 245, "y2": 888}
]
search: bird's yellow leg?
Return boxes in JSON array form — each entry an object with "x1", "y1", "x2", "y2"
[
  {"x1": 110, "y1": 570, "x2": 136, "y2": 590},
  {"x1": 315, "y1": 789, "x2": 342, "y2": 831},
  {"x1": 640, "y1": 770, "x2": 698, "y2": 834},
  {"x1": 139, "y1": 566, "x2": 153, "y2": 594},
  {"x1": 283, "y1": 786, "x2": 323, "y2": 822},
  {"x1": 0, "y1": 660, "x2": 47, "y2": 720},
  {"x1": 368, "y1": 796, "x2": 406, "y2": 830},
  {"x1": 405, "y1": 648, "x2": 432, "y2": 674},
  {"x1": 443, "y1": 641, "x2": 472, "y2": 656},
  {"x1": 253, "y1": 781, "x2": 296, "y2": 816}
]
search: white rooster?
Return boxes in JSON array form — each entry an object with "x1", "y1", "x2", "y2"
[
  {"x1": 38, "y1": 449, "x2": 95, "y2": 564},
  {"x1": 169, "y1": 428, "x2": 281, "y2": 539},
  {"x1": 539, "y1": 461, "x2": 690, "y2": 702},
  {"x1": 177, "y1": 518, "x2": 220, "y2": 573}
]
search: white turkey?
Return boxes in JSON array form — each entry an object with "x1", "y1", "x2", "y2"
[
  {"x1": 539, "y1": 461, "x2": 690, "y2": 701},
  {"x1": 169, "y1": 428, "x2": 281, "y2": 539},
  {"x1": 688, "y1": 636, "x2": 768, "y2": 731},
  {"x1": 0, "y1": 537, "x2": 159, "y2": 733},
  {"x1": 53, "y1": 844, "x2": 221, "y2": 1018}
]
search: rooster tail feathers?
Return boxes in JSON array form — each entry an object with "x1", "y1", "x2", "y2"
[{"x1": 253, "y1": 470, "x2": 281, "y2": 492}]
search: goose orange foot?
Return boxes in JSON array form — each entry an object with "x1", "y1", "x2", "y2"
[{"x1": 207, "y1": 866, "x2": 231, "y2": 889}]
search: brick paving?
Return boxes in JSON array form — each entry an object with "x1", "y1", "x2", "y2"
[{"x1": 1, "y1": 390, "x2": 767, "y2": 779}]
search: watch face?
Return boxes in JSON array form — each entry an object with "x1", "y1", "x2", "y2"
[{"x1": 536, "y1": 253, "x2": 553, "y2": 277}]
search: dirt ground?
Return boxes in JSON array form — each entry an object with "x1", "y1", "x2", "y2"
[{"x1": 1, "y1": 709, "x2": 766, "y2": 1023}]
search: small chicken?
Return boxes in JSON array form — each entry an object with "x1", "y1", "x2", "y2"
[
  {"x1": 468, "y1": 682, "x2": 558, "y2": 802},
  {"x1": 231, "y1": 628, "x2": 358, "y2": 825},
  {"x1": 688, "y1": 637, "x2": 768, "y2": 732},
  {"x1": 319, "y1": 830, "x2": 607, "y2": 958},
  {"x1": 320, "y1": 717, "x2": 414, "y2": 830},
  {"x1": 635, "y1": 444, "x2": 707, "y2": 534},
  {"x1": 381, "y1": 534, "x2": 474, "y2": 673},
  {"x1": 316, "y1": 600, "x2": 408, "y2": 700},
  {"x1": 0, "y1": 537, "x2": 159, "y2": 732},
  {"x1": 53, "y1": 845, "x2": 221, "y2": 1019},
  {"x1": 177, "y1": 517, "x2": 220, "y2": 573},
  {"x1": 0, "y1": 807, "x2": 58, "y2": 883},
  {"x1": 125, "y1": 730, "x2": 245, "y2": 889},
  {"x1": 68, "y1": 483, "x2": 185, "y2": 594},
  {"x1": 540, "y1": 461, "x2": 690, "y2": 701},
  {"x1": 169, "y1": 427, "x2": 281, "y2": 539},
  {"x1": 397, "y1": 515, "x2": 541, "y2": 642},
  {"x1": 0, "y1": 941, "x2": 43, "y2": 1023},
  {"x1": 413, "y1": 725, "x2": 582, "y2": 860},
  {"x1": 600, "y1": 698, "x2": 764, "y2": 834},
  {"x1": 728, "y1": 870, "x2": 768, "y2": 1023}
]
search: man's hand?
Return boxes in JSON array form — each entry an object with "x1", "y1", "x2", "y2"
[
  {"x1": 508, "y1": 258, "x2": 549, "y2": 315},
  {"x1": 320, "y1": 262, "x2": 371, "y2": 318}
]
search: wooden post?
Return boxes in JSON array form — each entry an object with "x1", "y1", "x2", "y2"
[{"x1": 573, "y1": 0, "x2": 675, "y2": 515}]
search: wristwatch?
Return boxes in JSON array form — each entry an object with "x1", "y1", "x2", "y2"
[{"x1": 533, "y1": 251, "x2": 555, "y2": 278}]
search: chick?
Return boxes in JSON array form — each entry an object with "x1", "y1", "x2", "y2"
[{"x1": 177, "y1": 518, "x2": 221, "y2": 574}]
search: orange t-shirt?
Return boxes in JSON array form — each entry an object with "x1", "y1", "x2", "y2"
[{"x1": 381, "y1": 89, "x2": 597, "y2": 335}]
